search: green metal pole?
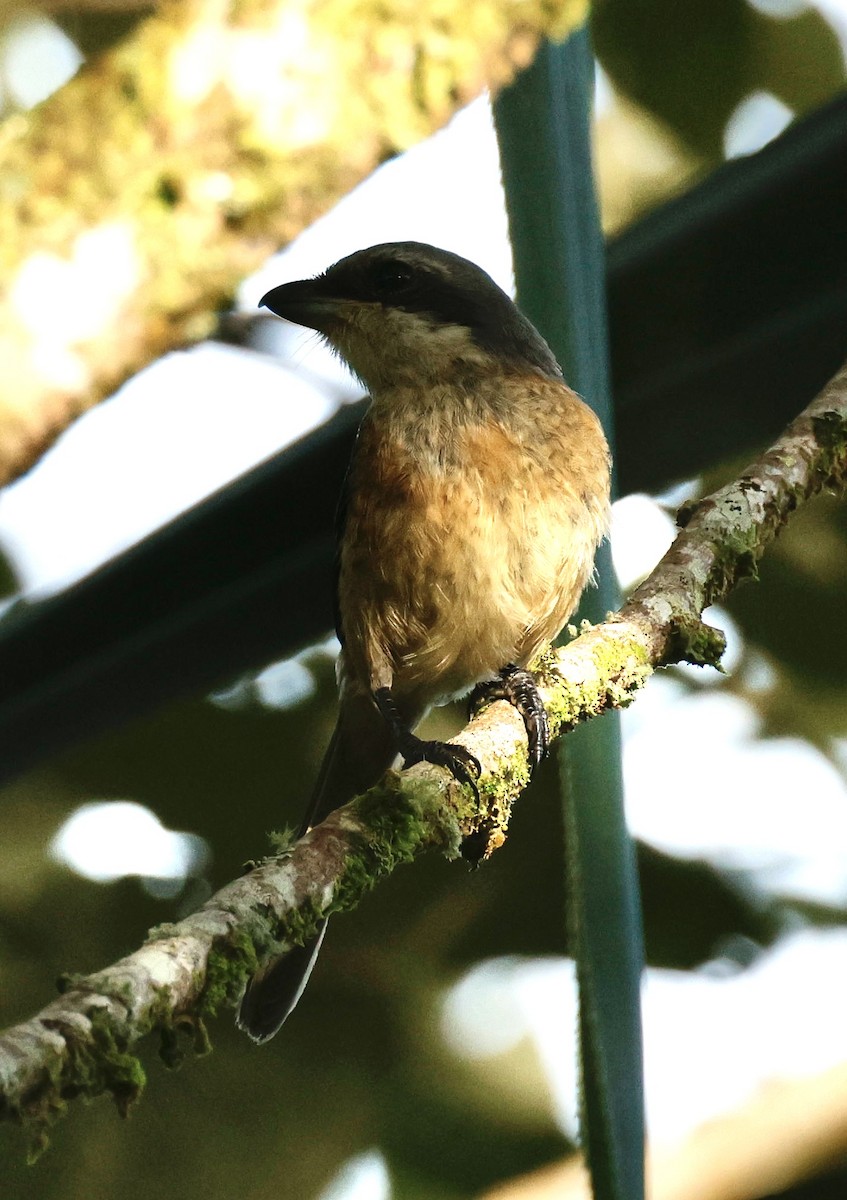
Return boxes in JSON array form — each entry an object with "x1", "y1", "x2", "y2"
[{"x1": 494, "y1": 26, "x2": 645, "y2": 1200}]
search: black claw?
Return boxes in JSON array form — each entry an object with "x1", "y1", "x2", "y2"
[
  {"x1": 400, "y1": 736, "x2": 481, "y2": 800},
  {"x1": 470, "y1": 664, "x2": 550, "y2": 768},
  {"x1": 373, "y1": 686, "x2": 482, "y2": 799}
]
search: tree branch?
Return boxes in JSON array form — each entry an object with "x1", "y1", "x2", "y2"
[
  {"x1": 1, "y1": 361, "x2": 845, "y2": 1152},
  {"x1": 0, "y1": 0, "x2": 586, "y2": 486}
]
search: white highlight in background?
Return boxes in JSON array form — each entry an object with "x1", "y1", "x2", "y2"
[
  {"x1": 747, "y1": 0, "x2": 808, "y2": 15},
  {"x1": 724, "y1": 91, "x2": 795, "y2": 159},
  {"x1": 610, "y1": 493, "x2": 678, "y2": 591},
  {"x1": 50, "y1": 801, "x2": 208, "y2": 884},
  {"x1": 0, "y1": 11, "x2": 82, "y2": 108},
  {"x1": 622, "y1": 675, "x2": 847, "y2": 905},
  {"x1": 442, "y1": 931, "x2": 847, "y2": 1148},
  {"x1": 317, "y1": 1150, "x2": 391, "y2": 1200},
  {"x1": 208, "y1": 636, "x2": 339, "y2": 712},
  {"x1": 0, "y1": 344, "x2": 338, "y2": 596}
]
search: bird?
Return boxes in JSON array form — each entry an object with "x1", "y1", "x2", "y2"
[{"x1": 237, "y1": 241, "x2": 611, "y2": 1042}]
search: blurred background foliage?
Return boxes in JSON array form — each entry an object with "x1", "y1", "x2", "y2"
[{"x1": 0, "y1": 1, "x2": 846, "y2": 1198}]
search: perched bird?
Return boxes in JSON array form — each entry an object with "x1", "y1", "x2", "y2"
[{"x1": 237, "y1": 241, "x2": 610, "y2": 1042}]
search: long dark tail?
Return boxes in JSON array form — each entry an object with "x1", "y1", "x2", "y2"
[
  {"x1": 236, "y1": 920, "x2": 329, "y2": 1043},
  {"x1": 237, "y1": 693, "x2": 404, "y2": 1043}
]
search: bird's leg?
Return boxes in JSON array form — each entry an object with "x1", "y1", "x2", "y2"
[
  {"x1": 469, "y1": 664, "x2": 550, "y2": 768},
  {"x1": 373, "y1": 687, "x2": 481, "y2": 800}
]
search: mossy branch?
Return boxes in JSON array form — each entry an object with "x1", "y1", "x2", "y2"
[
  {"x1": 1, "y1": 360, "x2": 845, "y2": 1154},
  {"x1": 0, "y1": 0, "x2": 587, "y2": 486}
]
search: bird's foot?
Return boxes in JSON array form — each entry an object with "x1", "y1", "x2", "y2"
[
  {"x1": 398, "y1": 734, "x2": 481, "y2": 801},
  {"x1": 373, "y1": 686, "x2": 482, "y2": 799},
  {"x1": 470, "y1": 664, "x2": 550, "y2": 768}
]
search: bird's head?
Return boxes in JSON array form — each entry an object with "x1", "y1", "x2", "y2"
[{"x1": 259, "y1": 242, "x2": 562, "y2": 392}]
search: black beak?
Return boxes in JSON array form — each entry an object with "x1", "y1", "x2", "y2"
[{"x1": 259, "y1": 279, "x2": 342, "y2": 333}]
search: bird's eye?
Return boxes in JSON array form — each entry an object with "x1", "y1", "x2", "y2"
[{"x1": 370, "y1": 261, "x2": 415, "y2": 295}]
